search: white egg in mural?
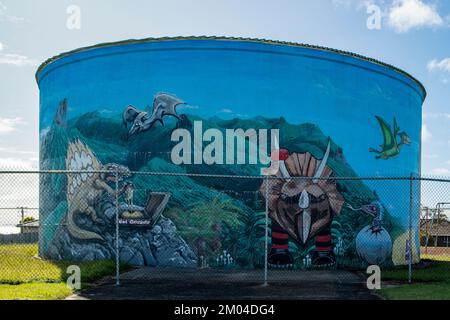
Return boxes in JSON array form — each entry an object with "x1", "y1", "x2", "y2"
[{"x1": 356, "y1": 226, "x2": 392, "y2": 265}]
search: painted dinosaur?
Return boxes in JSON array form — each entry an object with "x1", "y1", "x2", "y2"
[
  {"x1": 260, "y1": 140, "x2": 345, "y2": 268},
  {"x1": 65, "y1": 139, "x2": 131, "y2": 240},
  {"x1": 369, "y1": 116, "x2": 410, "y2": 160},
  {"x1": 122, "y1": 93, "x2": 187, "y2": 137}
]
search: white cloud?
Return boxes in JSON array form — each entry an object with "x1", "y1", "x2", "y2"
[
  {"x1": 5, "y1": 15, "x2": 27, "y2": 23},
  {"x1": 422, "y1": 123, "x2": 431, "y2": 142},
  {"x1": 0, "y1": 1, "x2": 6, "y2": 14},
  {"x1": 0, "y1": 53, "x2": 38, "y2": 67},
  {"x1": 0, "y1": 117, "x2": 26, "y2": 134},
  {"x1": 429, "y1": 167, "x2": 450, "y2": 176},
  {"x1": 220, "y1": 108, "x2": 233, "y2": 113},
  {"x1": 427, "y1": 58, "x2": 450, "y2": 73},
  {"x1": 0, "y1": 147, "x2": 37, "y2": 155},
  {"x1": 0, "y1": 42, "x2": 3, "y2": 51},
  {"x1": 0, "y1": 157, "x2": 37, "y2": 169},
  {"x1": 332, "y1": 0, "x2": 353, "y2": 8},
  {"x1": 0, "y1": 160, "x2": 39, "y2": 211},
  {"x1": 388, "y1": 0, "x2": 444, "y2": 33},
  {"x1": 422, "y1": 112, "x2": 450, "y2": 119},
  {"x1": 0, "y1": 1, "x2": 29, "y2": 24},
  {"x1": 331, "y1": 0, "x2": 446, "y2": 33},
  {"x1": 332, "y1": 0, "x2": 370, "y2": 10}
]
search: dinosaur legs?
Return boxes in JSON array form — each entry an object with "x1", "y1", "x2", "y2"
[{"x1": 369, "y1": 148, "x2": 387, "y2": 160}]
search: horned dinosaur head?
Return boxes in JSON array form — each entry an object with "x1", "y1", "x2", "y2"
[{"x1": 261, "y1": 140, "x2": 344, "y2": 244}]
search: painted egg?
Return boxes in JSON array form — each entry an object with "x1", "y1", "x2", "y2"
[
  {"x1": 356, "y1": 225, "x2": 392, "y2": 265},
  {"x1": 392, "y1": 230, "x2": 419, "y2": 266}
]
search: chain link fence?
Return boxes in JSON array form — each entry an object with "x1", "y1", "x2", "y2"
[
  {"x1": 420, "y1": 178, "x2": 450, "y2": 260},
  {"x1": 0, "y1": 170, "x2": 449, "y2": 289}
]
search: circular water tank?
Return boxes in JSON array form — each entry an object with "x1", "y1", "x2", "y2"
[{"x1": 37, "y1": 37, "x2": 425, "y2": 267}]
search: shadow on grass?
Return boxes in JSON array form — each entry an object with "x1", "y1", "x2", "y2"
[
  {"x1": 379, "y1": 259, "x2": 450, "y2": 300},
  {"x1": 381, "y1": 259, "x2": 450, "y2": 283}
]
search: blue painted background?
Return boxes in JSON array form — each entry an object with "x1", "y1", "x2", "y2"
[{"x1": 37, "y1": 39, "x2": 425, "y2": 265}]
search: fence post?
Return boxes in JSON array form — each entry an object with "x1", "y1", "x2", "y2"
[
  {"x1": 408, "y1": 173, "x2": 413, "y2": 284},
  {"x1": 425, "y1": 205, "x2": 438, "y2": 255},
  {"x1": 424, "y1": 207, "x2": 430, "y2": 255},
  {"x1": 263, "y1": 176, "x2": 269, "y2": 287},
  {"x1": 115, "y1": 170, "x2": 120, "y2": 286}
]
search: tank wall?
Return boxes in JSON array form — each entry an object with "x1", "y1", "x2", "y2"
[{"x1": 38, "y1": 40, "x2": 424, "y2": 267}]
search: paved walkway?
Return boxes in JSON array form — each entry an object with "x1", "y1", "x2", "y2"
[{"x1": 68, "y1": 267, "x2": 380, "y2": 300}]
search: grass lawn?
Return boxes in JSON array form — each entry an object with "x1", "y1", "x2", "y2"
[
  {"x1": 380, "y1": 255, "x2": 450, "y2": 300},
  {"x1": 0, "y1": 243, "x2": 126, "y2": 300},
  {"x1": 381, "y1": 282, "x2": 450, "y2": 300},
  {"x1": 0, "y1": 283, "x2": 72, "y2": 300}
]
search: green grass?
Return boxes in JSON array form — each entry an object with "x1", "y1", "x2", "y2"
[
  {"x1": 380, "y1": 257, "x2": 450, "y2": 300},
  {"x1": 0, "y1": 243, "x2": 126, "y2": 300},
  {"x1": 382, "y1": 261, "x2": 450, "y2": 283},
  {"x1": 381, "y1": 283, "x2": 450, "y2": 300},
  {"x1": 0, "y1": 283, "x2": 72, "y2": 300}
]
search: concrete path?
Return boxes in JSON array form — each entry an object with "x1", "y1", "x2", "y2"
[{"x1": 68, "y1": 267, "x2": 380, "y2": 300}]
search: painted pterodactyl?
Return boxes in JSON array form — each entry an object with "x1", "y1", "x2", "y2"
[
  {"x1": 369, "y1": 116, "x2": 411, "y2": 160},
  {"x1": 122, "y1": 93, "x2": 186, "y2": 137}
]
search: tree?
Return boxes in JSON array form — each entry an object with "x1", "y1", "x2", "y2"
[{"x1": 21, "y1": 216, "x2": 37, "y2": 224}]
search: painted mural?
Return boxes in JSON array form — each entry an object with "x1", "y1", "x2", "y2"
[
  {"x1": 39, "y1": 92, "x2": 420, "y2": 269},
  {"x1": 37, "y1": 39, "x2": 424, "y2": 269}
]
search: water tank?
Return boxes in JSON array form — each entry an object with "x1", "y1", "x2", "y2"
[{"x1": 37, "y1": 37, "x2": 425, "y2": 267}]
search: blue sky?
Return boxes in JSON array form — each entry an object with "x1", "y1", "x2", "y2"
[{"x1": 0, "y1": 0, "x2": 449, "y2": 177}]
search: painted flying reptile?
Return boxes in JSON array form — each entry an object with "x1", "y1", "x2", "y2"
[
  {"x1": 369, "y1": 116, "x2": 410, "y2": 160},
  {"x1": 122, "y1": 93, "x2": 186, "y2": 137}
]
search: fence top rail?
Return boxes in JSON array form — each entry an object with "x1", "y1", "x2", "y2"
[
  {"x1": 0, "y1": 169, "x2": 449, "y2": 182},
  {"x1": 0, "y1": 207, "x2": 39, "y2": 210}
]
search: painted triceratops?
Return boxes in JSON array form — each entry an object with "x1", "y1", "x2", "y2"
[{"x1": 260, "y1": 140, "x2": 345, "y2": 268}]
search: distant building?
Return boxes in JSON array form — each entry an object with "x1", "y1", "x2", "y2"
[
  {"x1": 16, "y1": 220, "x2": 39, "y2": 234},
  {"x1": 420, "y1": 219, "x2": 450, "y2": 247}
]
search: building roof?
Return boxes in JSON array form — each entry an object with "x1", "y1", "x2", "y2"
[
  {"x1": 16, "y1": 220, "x2": 39, "y2": 228},
  {"x1": 420, "y1": 219, "x2": 450, "y2": 237}
]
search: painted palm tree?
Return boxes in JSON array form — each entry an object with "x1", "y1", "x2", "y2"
[{"x1": 369, "y1": 116, "x2": 410, "y2": 160}]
